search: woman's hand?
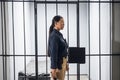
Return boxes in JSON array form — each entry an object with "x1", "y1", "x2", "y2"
[{"x1": 51, "y1": 69, "x2": 57, "y2": 78}]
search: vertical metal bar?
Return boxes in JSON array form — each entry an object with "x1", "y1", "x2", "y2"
[
  {"x1": 23, "y1": 0, "x2": 27, "y2": 80},
  {"x1": 56, "y1": 0, "x2": 58, "y2": 15},
  {"x1": 45, "y1": 0, "x2": 48, "y2": 74},
  {"x1": 67, "y1": 0, "x2": 69, "y2": 80},
  {"x1": 3, "y1": 2, "x2": 7, "y2": 80},
  {"x1": 12, "y1": 1, "x2": 15, "y2": 80},
  {"x1": 88, "y1": 0, "x2": 91, "y2": 80},
  {"x1": 110, "y1": 1, "x2": 112, "y2": 80},
  {"x1": 99, "y1": 0, "x2": 101, "y2": 80},
  {"x1": 1, "y1": 2, "x2": 5, "y2": 80},
  {"x1": 34, "y1": 1, "x2": 38, "y2": 80},
  {"x1": 77, "y1": 1, "x2": 80, "y2": 80}
]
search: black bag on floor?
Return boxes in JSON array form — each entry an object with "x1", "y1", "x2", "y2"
[{"x1": 18, "y1": 72, "x2": 50, "y2": 80}]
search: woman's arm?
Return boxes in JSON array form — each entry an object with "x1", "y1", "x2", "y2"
[
  {"x1": 49, "y1": 35, "x2": 59, "y2": 78},
  {"x1": 50, "y1": 35, "x2": 59, "y2": 69}
]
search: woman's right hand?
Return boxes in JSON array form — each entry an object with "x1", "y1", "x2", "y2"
[{"x1": 51, "y1": 69, "x2": 57, "y2": 78}]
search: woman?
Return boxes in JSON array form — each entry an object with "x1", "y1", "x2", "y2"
[{"x1": 48, "y1": 15, "x2": 69, "y2": 80}]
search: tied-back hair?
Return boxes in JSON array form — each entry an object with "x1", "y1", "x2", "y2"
[
  {"x1": 49, "y1": 15, "x2": 63, "y2": 35},
  {"x1": 48, "y1": 15, "x2": 63, "y2": 57}
]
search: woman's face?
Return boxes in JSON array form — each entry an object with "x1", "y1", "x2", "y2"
[{"x1": 55, "y1": 18, "x2": 64, "y2": 30}]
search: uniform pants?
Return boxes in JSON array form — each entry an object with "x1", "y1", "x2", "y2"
[{"x1": 56, "y1": 57, "x2": 67, "y2": 80}]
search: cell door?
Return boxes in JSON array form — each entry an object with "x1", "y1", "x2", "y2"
[{"x1": 34, "y1": 1, "x2": 80, "y2": 80}]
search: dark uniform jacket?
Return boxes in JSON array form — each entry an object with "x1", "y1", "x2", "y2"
[{"x1": 48, "y1": 28, "x2": 68, "y2": 69}]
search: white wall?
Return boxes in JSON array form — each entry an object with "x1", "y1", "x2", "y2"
[
  {"x1": 101, "y1": 3, "x2": 110, "y2": 80},
  {"x1": 29, "y1": 2, "x2": 35, "y2": 56},
  {"x1": 79, "y1": 3, "x2": 89, "y2": 75},
  {"x1": 90, "y1": 3, "x2": 110, "y2": 80},
  {"x1": 6, "y1": 2, "x2": 34, "y2": 80},
  {"x1": 0, "y1": 9, "x2": 3, "y2": 77},
  {"x1": 0, "y1": 58, "x2": 3, "y2": 80},
  {"x1": 0, "y1": 2, "x2": 3, "y2": 80},
  {"x1": 79, "y1": 3, "x2": 110, "y2": 80},
  {"x1": 7, "y1": 2, "x2": 24, "y2": 80},
  {"x1": 0, "y1": 2, "x2": 2, "y2": 79}
]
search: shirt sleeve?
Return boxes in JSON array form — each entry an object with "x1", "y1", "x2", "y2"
[{"x1": 49, "y1": 35, "x2": 59, "y2": 69}]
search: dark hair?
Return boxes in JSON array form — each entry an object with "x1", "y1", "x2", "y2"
[
  {"x1": 47, "y1": 15, "x2": 63, "y2": 57},
  {"x1": 49, "y1": 15, "x2": 63, "y2": 34}
]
